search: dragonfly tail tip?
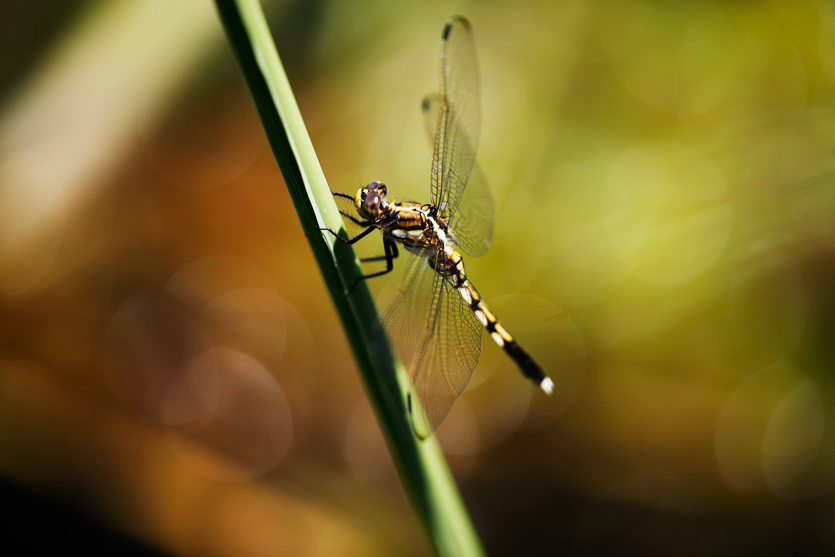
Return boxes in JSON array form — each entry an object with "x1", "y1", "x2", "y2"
[{"x1": 540, "y1": 377, "x2": 554, "y2": 395}]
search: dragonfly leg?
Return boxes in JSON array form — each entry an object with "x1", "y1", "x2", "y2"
[
  {"x1": 318, "y1": 209, "x2": 399, "y2": 243},
  {"x1": 318, "y1": 223, "x2": 377, "y2": 245},
  {"x1": 330, "y1": 189, "x2": 356, "y2": 202},
  {"x1": 360, "y1": 240, "x2": 399, "y2": 263},
  {"x1": 338, "y1": 210, "x2": 373, "y2": 227},
  {"x1": 347, "y1": 237, "x2": 398, "y2": 295},
  {"x1": 329, "y1": 190, "x2": 375, "y2": 226}
]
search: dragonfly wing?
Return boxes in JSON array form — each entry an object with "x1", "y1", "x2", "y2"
[
  {"x1": 410, "y1": 265, "x2": 483, "y2": 437},
  {"x1": 430, "y1": 16, "x2": 481, "y2": 221},
  {"x1": 423, "y1": 98, "x2": 492, "y2": 256},
  {"x1": 448, "y1": 163, "x2": 493, "y2": 257},
  {"x1": 380, "y1": 249, "x2": 437, "y2": 365},
  {"x1": 421, "y1": 93, "x2": 438, "y2": 147}
]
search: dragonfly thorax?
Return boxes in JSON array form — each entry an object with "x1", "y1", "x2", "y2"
[{"x1": 355, "y1": 180, "x2": 390, "y2": 220}]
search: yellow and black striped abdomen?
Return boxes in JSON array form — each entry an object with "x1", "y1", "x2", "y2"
[{"x1": 449, "y1": 265, "x2": 552, "y2": 393}]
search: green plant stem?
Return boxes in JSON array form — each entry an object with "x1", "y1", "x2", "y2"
[{"x1": 213, "y1": 1, "x2": 485, "y2": 555}]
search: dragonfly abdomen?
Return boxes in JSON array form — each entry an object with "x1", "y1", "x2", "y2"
[{"x1": 452, "y1": 270, "x2": 554, "y2": 395}]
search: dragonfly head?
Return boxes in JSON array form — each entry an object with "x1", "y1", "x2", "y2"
[{"x1": 355, "y1": 181, "x2": 389, "y2": 219}]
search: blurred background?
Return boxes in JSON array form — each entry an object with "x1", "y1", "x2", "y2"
[{"x1": 2, "y1": 0, "x2": 835, "y2": 555}]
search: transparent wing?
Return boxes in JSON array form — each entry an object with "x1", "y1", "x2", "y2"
[
  {"x1": 421, "y1": 93, "x2": 440, "y2": 149},
  {"x1": 430, "y1": 16, "x2": 481, "y2": 222},
  {"x1": 381, "y1": 248, "x2": 483, "y2": 438},
  {"x1": 423, "y1": 93, "x2": 493, "y2": 257},
  {"x1": 380, "y1": 249, "x2": 437, "y2": 364},
  {"x1": 409, "y1": 272, "x2": 483, "y2": 437}
]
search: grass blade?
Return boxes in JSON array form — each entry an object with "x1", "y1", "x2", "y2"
[{"x1": 213, "y1": 1, "x2": 485, "y2": 555}]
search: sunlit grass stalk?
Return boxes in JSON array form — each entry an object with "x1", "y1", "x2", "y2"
[{"x1": 213, "y1": 1, "x2": 484, "y2": 555}]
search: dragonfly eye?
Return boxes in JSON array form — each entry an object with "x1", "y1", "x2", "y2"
[
  {"x1": 364, "y1": 190, "x2": 381, "y2": 213},
  {"x1": 367, "y1": 181, "x2": 387, "y2": 197}
]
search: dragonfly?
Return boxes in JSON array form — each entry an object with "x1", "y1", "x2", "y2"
[{"x1": 320, "y1": 16, "x2": 553, "y2": 437}]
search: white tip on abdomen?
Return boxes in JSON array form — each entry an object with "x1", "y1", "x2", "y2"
[{"x1": 540, "y1": 377, "x2": 554, "y2": 395}]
